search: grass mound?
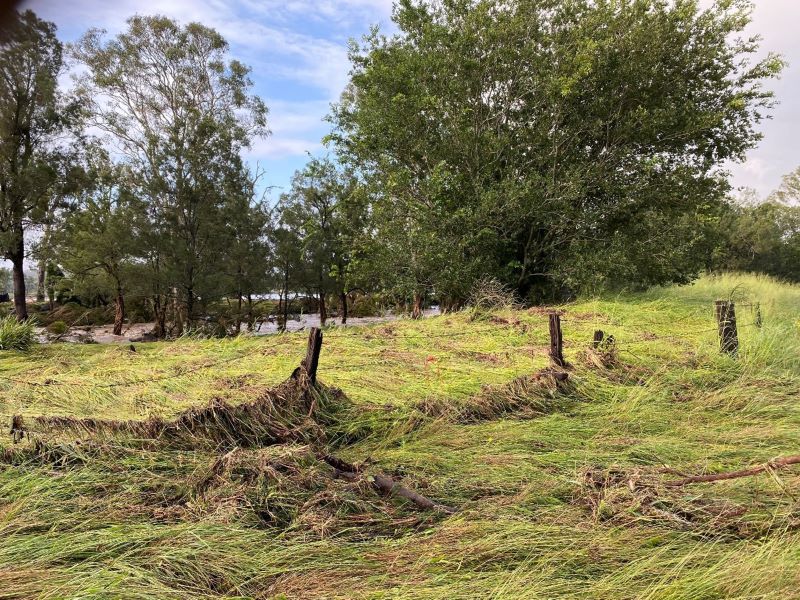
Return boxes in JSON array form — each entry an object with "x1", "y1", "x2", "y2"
[
  {"x1": 415, "y1": 367, "x2": 571, "y2": 423},
  {"x1": 11, "y1": 377, "x2": 346, "y2": 450},
  {"x1": 189, "y1": 446, "x2": 443, "y2": 537}
]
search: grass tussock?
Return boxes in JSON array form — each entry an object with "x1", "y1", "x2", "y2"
[
  {"x1": 0, "y1": 315, "x2": 37, "y2": 351},
  {"x1": 1, "y1": 273, "x2": 800, "y2": 598}
]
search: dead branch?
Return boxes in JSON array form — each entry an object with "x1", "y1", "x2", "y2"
[
  {"x1": 321, "y1": 454, "x2": 455, "y2": 514},
  {"x1": 664, "y1": 455, "x2": 800, "y2": 487}
]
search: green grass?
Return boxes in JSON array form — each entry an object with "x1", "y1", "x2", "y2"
[
  {"x1": 0, "y1": 315, "x2": 37, "y2": 351},
  {"x1": 1, "y1": 273, "x2": 800, "y2": 599}
]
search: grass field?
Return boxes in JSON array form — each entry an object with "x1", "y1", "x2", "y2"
[{"x1": 1, "y1": 273, "x2": 799, "y2": 599}]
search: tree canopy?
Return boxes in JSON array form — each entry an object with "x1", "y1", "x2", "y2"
[
  {"x1": 0, "y1": 2, "x2": 793, "y2": 334},
  {"x1": 329, "y1": 0, "x2": 784, "y2": 302}
]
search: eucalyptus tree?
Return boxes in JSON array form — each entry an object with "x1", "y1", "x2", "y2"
[
  {"x1": 330, "y1": 0, "x2": 784, "y2": 301},
  {"x1": 73, "y1": 16, "x2": 269, "y2": 329},
  {"x1": 50, "y1": 152, "x2": 146, "y2": 335},
  {"x1": 269, "y1": 209, "x2": 304, "y2": 331},
  {"x1": 279, "y1": 158, "x2": 365, "y2": 325},
  {"x1": 0, "y1": 10, "x2": 81, "y2": 320},
  {"x1": 218, "y1": 166, "x2": 272, "y2": 331},
  {"x1": 771, "y1": 166, "x2": 800, "y2": 205}
]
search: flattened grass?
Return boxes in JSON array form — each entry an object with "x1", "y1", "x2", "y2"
[{"x1": 1, "y1": 273, "x2": 800, "y2": 599}]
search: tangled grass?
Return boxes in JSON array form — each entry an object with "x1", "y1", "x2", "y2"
[{"x1": 1, "y1": 273, "x2": 800, "y2": 598}]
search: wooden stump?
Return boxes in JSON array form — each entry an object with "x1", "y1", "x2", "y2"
[
  {"x1": 714, "y1": 300, "x2": 738, "y2": 356},
  {"x1": 549, "y1": 313, "x2": 565, "y2": 367},
  {"x1": 302, "y1": 327, "x2": 323, "y2": 384}
]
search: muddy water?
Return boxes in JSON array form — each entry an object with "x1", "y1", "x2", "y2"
[{"x1": 37, "y1": 308, "x2": 441, "y2": 344}]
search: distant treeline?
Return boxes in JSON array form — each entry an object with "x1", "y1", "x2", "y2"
[{"x1": 1, "y1": 2, "x2": 796, "y2": 337}]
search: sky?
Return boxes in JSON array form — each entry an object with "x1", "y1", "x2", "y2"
[
  {"x1": 16, "y1": 0, "x2": 800, "y2": 201},
  {"x1": 19, "y1": 0, "x2": 396, "y2": 203}
]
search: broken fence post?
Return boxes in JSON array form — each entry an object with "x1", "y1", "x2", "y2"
[
  {"x1": 549, "y1": 312, "x2": 565, "y2": 367},
  {"x1": 714, "y1": 300, "x2": 739, "y2": 356},
  {"x1": 302, "y1": 327, "x2": 323, "y2": 384},
  {"x1": 592, "y1": 330, "x2": 605, "y2": 349}
]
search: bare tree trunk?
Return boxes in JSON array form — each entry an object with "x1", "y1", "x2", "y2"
[
  {"x1": 10, "y1": 232, "x2": 27, "y2": 321},
  {"x1": 411, "y1": 291, "x2": 423, "y2": 320},
  {"x1": 319, "y1": 290, "x2": 327, "y2": 326},
  {"x1": 113, "y1": 288, "x2": 125, "y2": 336},
  {"x1": 246, "y1": 293, "x2": 254, "y2": 331},
  {"x1": 283, "y1": 290, "x2": 290, "y2": 331},
  {"x1": 172, "y1": 287, "x2": 183, "y2": 336},
  {"x1": 276, "y1": 291, "x2": 284, "y2": 332},
  {"x1": 340, "y1": 290, "x2": 348, "y2": 325},
  {"x1": 236, "y1": 291, "x2": 243, "y2": 333},
  {"x1": 153, "y1": 296, "x2": 167, "y2": 338},
  {"x1": 185, "y1": 284, "x2": 194, "y2": 331},
  {"x1": 36, "y1": 259, "x2": 45, "y2": 303}
]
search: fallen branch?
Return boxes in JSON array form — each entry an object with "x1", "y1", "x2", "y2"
[
  {"x1": 321, "y1": 454, "x2": 455, "y2": 514},
  {"x1": 664, "y1": 455, "x2": 800, "y2": 487}
]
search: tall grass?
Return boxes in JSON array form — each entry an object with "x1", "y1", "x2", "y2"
[
  {"x1": 0, "y1": 315, "x2": 37, "y2": 351},
  {"x1": 1, "y1": 273, "x2": 799, "y2": 599}
]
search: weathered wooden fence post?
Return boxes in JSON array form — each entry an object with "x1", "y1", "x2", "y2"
[
  {"x1": 592, "y1": 330, "x2": 605, "y2": 349},
  {"x1": 714, "y1": 300, "x2": 739, "y2": 356},
  {"x1": 754, "y1": 302, "x2": 763, "y2": 329},
  {"x1": 303, "y1": 327, "x2": 323, "y2": 384},
  {"x1": 549, "y1": 313, "x2": 565, "y2": 367}
]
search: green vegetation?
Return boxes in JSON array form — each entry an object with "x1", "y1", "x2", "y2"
[
  {"x1": 46, "y1": 320, "x2": 68, "y2": 335},
  {"x1": 3, "y1": 2, "x2": 794, "y2": 334},
  {"x1": 2, "y1": 2, "x2": 799, "y2": 595},
  {"x1": 0, "y1": 315, "x2": 37, "y2": 351},
  {"x1": 1, "y1": 273, "x2": 799, "y2": 598}
]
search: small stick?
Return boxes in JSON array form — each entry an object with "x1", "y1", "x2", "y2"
[
  {"x1": 321, "y1": 454, "x2": 455, "y2": 514},
  {"x1": 664, "y1": 455, "x2": 800, "y2": 487}
]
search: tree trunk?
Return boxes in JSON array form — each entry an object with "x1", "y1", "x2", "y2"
[
  {"x1": 153, "y1": 296, "x2": 167, "y2": 338},
  {"x1": 283, "y1": 289, "x2": 290, "y2": 331},
  {"x1": 236, "y1": 292, "x2": 243, "y2": 333},
  {"x1": 411, "y1": 291, "x2": 423, "y2": 320},
  {"x1": 36, "y1": 259, "x2": 45, "y2": 302},
  {"x1": 10, "y1": 234, "x2": 27, "y2": 321},
  {"x1": 246, "y1": 294, "x2": 254, "y2": 331},
  {"x1": 186, "y1": 285, "x2": 194, "y2": 331},
  {"x1": 113, "y1": 289, "x2": 125, "y2": 336},
  {"x1": 277, "y1": 291, "x2": 284, "y2": 332},
  {"x1": 340, "y1": 291, "x2": 348, "y2": 325},
  {"x1": 319, "y1": 290, "x2": 327, "y2": 327},
  {"x1": 172, "y1": 287, "x2": 183, "y2": 336}
]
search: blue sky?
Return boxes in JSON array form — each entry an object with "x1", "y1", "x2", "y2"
[
  {"x1": 17, "y1": 0, "x2": 800, "y2": 201},
  {"x1": 21, "y1": 0, "x2": 396, "y2": 203}
]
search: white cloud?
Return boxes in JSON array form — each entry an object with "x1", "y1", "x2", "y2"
[
  {"x1": 247, "y1": 135, "x2": 323, "y2": 160},
  {"x1": 247, "y1": 99, "x2": 330, "y2": 160},
  {"x1": 266, "y1": 99, "x2": 331, "y2": 134},
  {"x1": 216, "y1": 22, "x2": 352, "y2": 100}
]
